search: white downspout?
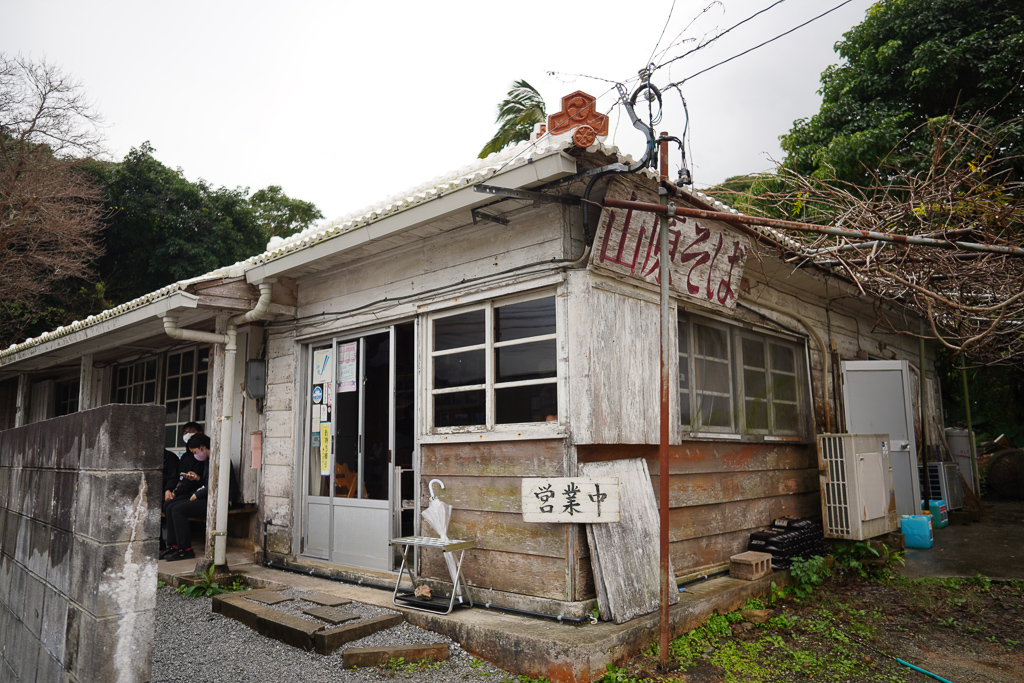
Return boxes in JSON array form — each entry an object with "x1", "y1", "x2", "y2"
[{"x1": 163, "y1": 278, "x2": 276, "y2": 567}]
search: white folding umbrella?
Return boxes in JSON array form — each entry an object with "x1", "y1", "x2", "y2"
[{"x1": 421, "y1": 478, "x2": 462, "y2": 601}]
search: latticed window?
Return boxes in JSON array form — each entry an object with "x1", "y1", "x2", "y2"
[
  {"x1": 679, "y1": 315, "x2": 806, "y2": 437},
  {"x1": 430, "y1": 295, "x2": 558, "y2": 429}
]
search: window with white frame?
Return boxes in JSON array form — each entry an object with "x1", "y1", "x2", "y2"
[
  {"x1": 114, "y1": 358, "x2": 158, "y2": 404},
  {"x1": 430, "y1": 295, "x2": 557, "y2": 429},
  {"x1": 678, "y1": 315, "x2": 807, "y2": 438},
  {"x1": 163, "y1": 346, "x2": 209, "y2": 449}
]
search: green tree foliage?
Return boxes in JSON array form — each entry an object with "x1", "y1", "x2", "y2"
[
  {"x1": 479, "y1": 80, "x2": 546, "y2": 158},
  {"x1": 248, "y1": 184, "x2": 323, "y2": 239},
  {"x1": 780, "y1": 0, "x2": 1024, "y2": 183},
  {"x1": 93, "y1": 143, "x2": 267, "y2": 303}
]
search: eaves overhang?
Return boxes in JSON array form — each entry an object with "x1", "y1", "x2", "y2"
[{"x1": 244, "y1": 151, "x2": 578, "y2": 284}]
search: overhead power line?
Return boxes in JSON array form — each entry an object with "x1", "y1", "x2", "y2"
[{"x1": 669, "y1": 0, "x2": 857, "y2": 87}]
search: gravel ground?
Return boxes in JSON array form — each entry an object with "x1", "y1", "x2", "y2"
[{"x1": 151, "y1": 587, "x2": 513, "y2": 683}]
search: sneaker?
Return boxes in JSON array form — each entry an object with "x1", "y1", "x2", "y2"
[
  {"x1": 173, "y1": 548, "x2": 196, "y2": 560},
  {"x1": 159, "y1": 547, "x2": 179, "y2": 559}
]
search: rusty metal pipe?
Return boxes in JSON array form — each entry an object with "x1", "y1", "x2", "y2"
[
  {"x1": 658, "y1": 134, "x2": 672, "y2": 669},
  {"x1": 603, "y1": 199, "x2": 1024, "y2": 257}
]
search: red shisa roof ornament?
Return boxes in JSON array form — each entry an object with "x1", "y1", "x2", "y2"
[{"x1": 547, "y1": 91, "x2": 608, "y2": 148}]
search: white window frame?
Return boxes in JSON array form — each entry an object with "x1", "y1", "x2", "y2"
[
  {"x1": 427, "y1": 292, "x2": 559, "y2": 434},
  {"x1": 679, "y1": 313, "x2": 809, "y2": 440}
]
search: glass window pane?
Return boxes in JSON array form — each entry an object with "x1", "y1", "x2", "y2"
[
  {"x1": 679, "y1": 392, "x2": 691, "y2": 427},
  {"x1": 434, "y1": 350, "x2": 485, "y2": 389},
  {"x1": 696, "y1": 325, "x2": 728, "y2": 359},
  {"x1": 496, "y1": 340, "x2": 556, "y2": 383},
  {"x1": 117, "y1": 367, "x2": 128, "y2": 386},
  {"x1": 700, "y1": 395, "x2": 732, "y2": 428},
  {"x1": 178, "y1": 399, "x2": 192, "y2": 423},
  {"x1": 746, "y1": 398, "x2": 769, "y2": 431},
  {"x1": 144, "y1": 359, "x2": 157, "y2": 381},
  {"x1": 744, "y1": 368, "x2": 767, "y2": 398},
  {"x1": 496, "y1": 384, "x2": 557, "y2": 423},
  {"x1": 742, "y1": 338, "x2": 765, "y2": 368},
  {"x1": 195, "y1": 398, "x2": 207, "y2": 422},
  {"x1": 774, "y1": 403, "x2": 798, "y2": 433},
  {"x1": 697, "y1": 359, "x2": 730, "y2": 392},
  {"x1": 166, "y1": 401, "x2": 177, "y2": 418},
  {"x1": 434, "y1": 310, "x2": 485, "y2": 351},
  {"x1": 143, "y1": 382, "x2": 155, "y2": 404},
  {"x1": 116, "y1": 389, "x2": 127, "y2": 403},
  {"x1": 196, "y1": 373, "x2": 207, "y2": 397},
  {"x1": 199, "y1": 346, "x2": 209, "y2": 367},
  {"x1": 774, "y1": 375, "x2": 797, "y2": 402},
  {"x1": 434, "y1": 390, "x2": 486, "y2": 427},
  {"x1": 771, "y1": 343, "x2": 795, "y2": 374},
  {"x1": 167, "y1": 353, "x2": 181, "y2": 377},
  {"x1": 495, "y1": 297, "x2": 555, "y2": 342},
  {"x1": 165, "y1": 425, "x2": 177, "y2": 449},
  {"x1": 166, "y1": 377, "x2": 179, "y2": 401},
  {"x1": 181, "y1": 350, "x2": 194, "y2": 374},
  {"x1": 180, "y1": 375, "x2": 193, "y2": 398}
]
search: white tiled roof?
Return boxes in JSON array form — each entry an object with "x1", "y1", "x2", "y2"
[
  {"x1": 0, "y1": 133, "x2": 637, "y2": 360},
  {"x1": 1, "y1": 130, "x2": 806, "y2": 362}
]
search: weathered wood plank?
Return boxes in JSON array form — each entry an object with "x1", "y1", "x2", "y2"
[
  {"x1": 417, "y1": 476, "x2": 521, "y2": 514},
  {"x1": 420, "y1": 440, "x2": 565, "y2": 478},
  {"x1": 667, "y1": 492, "x2": 820, "y2": 542},
  {"x1": 574, "y1": 555, "x2": 596, "y2": 602},
  {"x1": 653, "y1": 468, "x2": 819, "y2": 508},
  {"x1": 418, "y1": 548, "x2": 568, "y2": 601},
  {"x1": 577, "y1": 442, "x2": 816, "y2": 475},
  {"x1": 440, "y1": 510, "x2": 567, "y2": 559},
  {"x1": 670, "y1": 528, "x2": 755, "y2": 574},
  {"x1": 579, "y1": 458, "x2": 677, "y2": 624}
]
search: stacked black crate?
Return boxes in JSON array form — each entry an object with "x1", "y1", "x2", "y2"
[{"x1": 747, "y1": 516, "x2": 830, "y2": 569}]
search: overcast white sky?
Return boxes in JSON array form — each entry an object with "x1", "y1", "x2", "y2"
[{"x1": 3, "y1": 0, "x2": 875, "y2": 223}]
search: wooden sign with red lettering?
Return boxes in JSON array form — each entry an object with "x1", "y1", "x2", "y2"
[{"x1": 590, "y1": 178, "x2": 749, "y2": 309}]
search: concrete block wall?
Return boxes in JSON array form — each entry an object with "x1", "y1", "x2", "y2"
[
  {"x1": 262, "y1": 331, "x2": 296, "y2": 556},
  {"x1": 0, "y1": 404, "x2": 164, "y2": 683}
]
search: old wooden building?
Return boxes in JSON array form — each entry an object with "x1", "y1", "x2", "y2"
[{"x1": 0, "y1": 93, "x2": 942, "y2": 619}]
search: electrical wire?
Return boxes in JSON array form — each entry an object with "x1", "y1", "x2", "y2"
[
  {"x1": 668, "y1": 0, "x2": 857, "y2": 87},
  {"x1": 654, "y1": 0, "x2": 790, "y2": 74},
  {"x1": 646, "y1": 0, "x2": 678, "y2": 68}
]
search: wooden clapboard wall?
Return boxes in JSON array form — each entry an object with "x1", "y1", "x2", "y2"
[
  {"x1": 577, "y1": 442, "x2": 819, "y2": 578},
  {"x1": 418, "y1": 439, "x2": 592, "y2": 602}
]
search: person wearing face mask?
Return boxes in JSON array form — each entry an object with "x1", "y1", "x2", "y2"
[
  {"x1": 160, "y1": 433, "x2": 239, "y2": 561},
  {"x1": 160, "y1": 423, "x2": 205, "y2": 552},
  {"x1": 160, "y1": 433, "x2": 211, "y2": 560}
]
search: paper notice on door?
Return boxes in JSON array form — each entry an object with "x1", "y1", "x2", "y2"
[
  {"x1": 313, "y1": 348, "x2": 332, "y2": 384},
  {"x1": 319, "y1": 423, "x2": 331, "y2": 475},
  {"x1": 338, "y1": 341, "x2": 357, "y2": 393}
]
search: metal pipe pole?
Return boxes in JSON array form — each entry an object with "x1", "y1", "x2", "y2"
[
  {"x1": 602, "y1": 199, "x2": 1024, "y2": 258},
  {"x1": 658, "y1": 134, "x2": 671, "y2": 669}
]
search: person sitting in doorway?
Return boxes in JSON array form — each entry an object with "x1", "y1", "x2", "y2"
[
  {"x1": 160, "y1": 422, "x2": 205, "y2": 551},
  {"x1": 160, "y1": 433, "x2": 238, "y2": 561}
]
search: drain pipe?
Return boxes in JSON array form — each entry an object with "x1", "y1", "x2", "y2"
[{"x1": 164, "y1": 278, "x2": 276, "y2": 567}]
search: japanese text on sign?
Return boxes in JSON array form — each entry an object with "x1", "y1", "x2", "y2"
[
  {"x1": 521, "y1": 477, "x2": 620, "y2": 523},
  {"x1": 590, "y1": 178, "x2": 749, "y2": 310}
]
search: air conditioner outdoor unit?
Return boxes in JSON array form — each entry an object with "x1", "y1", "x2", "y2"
[
  {"x1": 922, "y1": 462, "x2": 965, "y2": 511},
  {"x1": 817, "y1": 433, "x2": 898, "y2": 540}
]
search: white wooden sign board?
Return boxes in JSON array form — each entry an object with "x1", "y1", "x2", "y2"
[
  {"x1": 521, "y1": 477, "x2": 620, "y2": 523},
  {"x1": 590, "y1": 176, "x2": 750, "y2": 310}
]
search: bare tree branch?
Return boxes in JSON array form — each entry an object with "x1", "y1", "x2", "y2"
[
  {"x1": 751, "y1": 116, "x2": 1024, "y2": 367},
  {"x1": 0, "y1": 53, "x2": 104, "y2": 345}
]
